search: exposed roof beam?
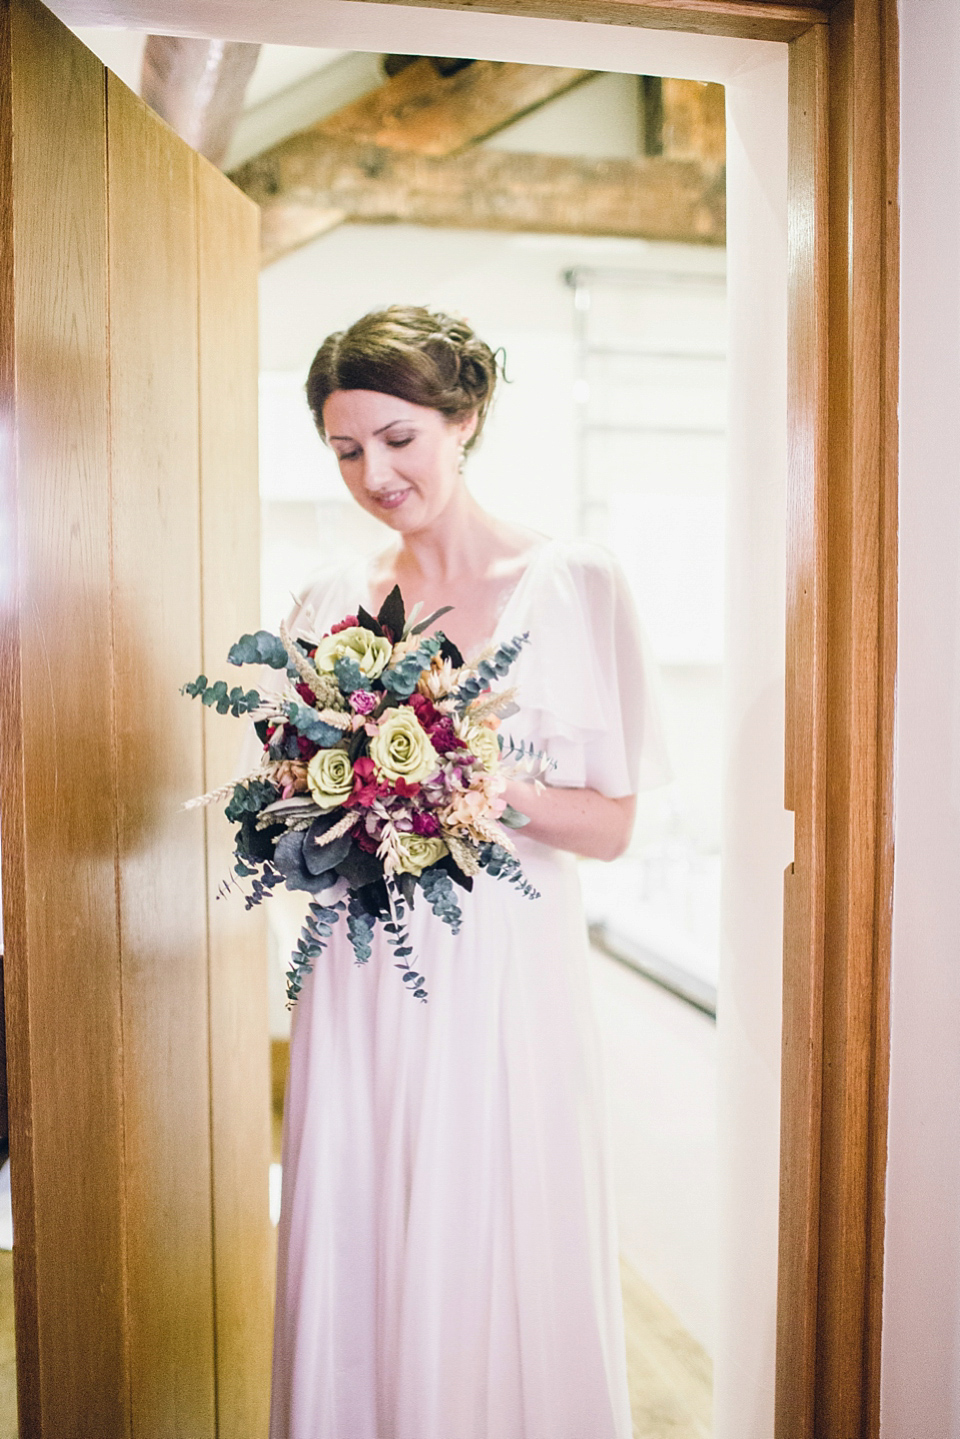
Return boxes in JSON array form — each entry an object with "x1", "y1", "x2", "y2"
[
  {"x1": 141, "y1": 35, "x2": 260, "y2": 166},
  {"x1": 232, "y1": 136, "x2": 726, "y2": 265},
  {"x1": 311, "y1": 57, "x2": 593, "y2": 158}
]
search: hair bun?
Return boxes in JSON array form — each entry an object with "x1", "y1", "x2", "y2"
[{"x1": 306, "y1": 305, "x2": 501, "y2": 452}]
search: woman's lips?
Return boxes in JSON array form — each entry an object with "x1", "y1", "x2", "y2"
[{"x1": 371, "y1": 487, "x2": 412, "y2": 511}]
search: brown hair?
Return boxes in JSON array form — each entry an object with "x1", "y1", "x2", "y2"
[{"x1": 305, "y1": 305, "x2": 501, "y2": 452}]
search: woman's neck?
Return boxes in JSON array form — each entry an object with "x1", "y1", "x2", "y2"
[{"x1": 389, "y1": 486, "x2": 504, "y2": 586}]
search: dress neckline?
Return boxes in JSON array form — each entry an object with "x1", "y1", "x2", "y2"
[{"x1": 354, "y1": 537, "x2": 556, "y2": 660}]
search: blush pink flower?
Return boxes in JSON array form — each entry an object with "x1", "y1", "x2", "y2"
[{"x1": 349, "y1": 689, "x2": 378, "y2": 715}]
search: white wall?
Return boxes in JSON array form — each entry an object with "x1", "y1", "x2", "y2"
[{"x1": 881, "y1": 3, "x2": 960, "y2": 1434}]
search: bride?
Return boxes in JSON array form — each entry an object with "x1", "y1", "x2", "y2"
[{"x1": 269, "y1": 305, "x2": 670, "y2": 1439}]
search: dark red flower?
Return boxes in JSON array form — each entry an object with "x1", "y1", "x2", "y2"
[
  {"x1": 429, "y1": 718, "x2": 466, "y2": 755},
  {"x1": 411, "y1": 811, "x2": 440, "y2": 837},
  {"x1": 297, "y1": 735, "x2": 319, "y2": 761},
  {"x1": 393, "y1": 777, "x2": 421, "y2": 799},
  {"x1": 344, "y1": 755, "x2": 383, "y2": 809},
  {"x1": 295, "y1": 681, "x2": 317, "y2": 707},
  {"x1": 355, "y1": 826, "x2": 379, "y2": 853},
  {"x1": 330, "y1": 614, "x2": 359, "y2": 635},
  {"x1": 408, "y1": 692, "x2": 440, "y2": 729}
]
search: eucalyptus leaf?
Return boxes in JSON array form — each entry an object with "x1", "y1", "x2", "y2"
[
  {"x1": 228, "y1": 630, "x2": 287, "y2": 669},
  {"x1": 333, "y1": 656, "x2": 364, "y2": 695}
]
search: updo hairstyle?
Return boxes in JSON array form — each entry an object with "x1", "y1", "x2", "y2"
[{"x1": 306, "y1": 305, "x2": 500, "y2": 453}]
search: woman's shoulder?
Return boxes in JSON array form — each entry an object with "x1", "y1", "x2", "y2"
[{"x1": 534, "y1": 537, "x2": 628, "y2": 608}]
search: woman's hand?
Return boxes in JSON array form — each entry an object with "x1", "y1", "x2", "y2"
[{"x1": 502, "y1": 780, "x2": 636, "y2": 863}]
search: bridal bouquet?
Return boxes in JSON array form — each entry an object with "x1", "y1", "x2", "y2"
[{"x1": 182, "y1": 586, "x2": 541, "y2": 1005}]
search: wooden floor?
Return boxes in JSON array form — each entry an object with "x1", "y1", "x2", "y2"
[
  {"x1": 621, "y1": 1255, "x2": 713, "y2": 1438},
  {"x1": 0, "y1": 1251, "x2": 15, "y2": 1439}
]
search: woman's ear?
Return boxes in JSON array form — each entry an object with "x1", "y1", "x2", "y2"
[{"x1": 458, "y1": 410, "x2": 479, "y2": 447}]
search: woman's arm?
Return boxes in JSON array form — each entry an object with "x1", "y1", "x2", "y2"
[{"x1": 502, "y1": 779, "x2": 636, "y2": 863}]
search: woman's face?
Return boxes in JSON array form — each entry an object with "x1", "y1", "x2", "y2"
[{"x1": 323, "y1": 389, "x2": 477, "y2": 534}]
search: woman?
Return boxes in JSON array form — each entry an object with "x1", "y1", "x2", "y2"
[{"x1": 270, "y1": 306, "x2": 670, "y2": 1439}]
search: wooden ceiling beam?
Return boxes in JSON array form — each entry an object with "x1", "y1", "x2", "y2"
[
  {"x1": 141, "y1": 36, "x2": 260, "y2": 166},
  {"x1": 309, "y1": 57, "x2": 594, "y2": 158},
  {"x1": 232, "y1": 136, "x2": 726, "y2": 265}
]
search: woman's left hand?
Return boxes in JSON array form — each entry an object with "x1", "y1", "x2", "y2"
[{"x1": 502, "y1": 779, "x2": 636, "y2": 863}]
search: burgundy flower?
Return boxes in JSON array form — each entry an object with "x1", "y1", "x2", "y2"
[
  {"x1": 330, "y1": 614, "x2": 359, "y2": 635},
  {"x1": 296, "y1": 735, "x2": 319, "y2": 761},
  {"x1": 295, "y1": 680, "x2": 317, "y2": 707},
  {"x1": 429, "y1": 718, "x2": 466, "y2": 755},
  {"x1": 345, "y1": 755, "x2": 384, "y2": 809},
  {"x1": 412, "y1": 811, "x2": 441, "y2": 837},
  {"x1": 408, "y1": 692, "x2": 440, "y2": 729},
  {"x1": 349, "y1": 689, "x2": 378, "y2": 715},
  {"x1": 355, "y1": 826, "x2": 379, "y2": 853}
]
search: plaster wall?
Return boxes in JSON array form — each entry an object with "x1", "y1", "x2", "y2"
[{"x1": 881, "y1": 3, "x2": 960, "y2": 1433}]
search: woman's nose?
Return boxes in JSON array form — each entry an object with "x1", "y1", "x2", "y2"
[{"x1": 361, "y1": 446, "x2": 392, "y2": 489}]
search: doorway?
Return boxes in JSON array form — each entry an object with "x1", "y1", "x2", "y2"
[{"x1": 1, "y1": 2, "x2": 898, "y2": 1436}]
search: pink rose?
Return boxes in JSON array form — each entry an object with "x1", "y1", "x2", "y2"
[{"x1": 349, "y1": 689, "x2": 378, "y2": 715}]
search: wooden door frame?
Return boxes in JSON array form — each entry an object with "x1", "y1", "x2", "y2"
[
  {"x1": 1, "y1": 0, "x2": 897, "y2": 1432},
  {"x1": 352, "y1": 0, "x2": 896, "y2": 1433}
]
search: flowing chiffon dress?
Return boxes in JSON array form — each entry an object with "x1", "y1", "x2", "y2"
[{"x1": 269, "y1": 537, "x2": 671, "y2": 1439}]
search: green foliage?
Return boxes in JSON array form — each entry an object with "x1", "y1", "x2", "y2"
[
  {"x1": 383, "y1": 882, "x2": 427, "y2": 1001},
  {"x1": 224, "y1": 778, "x2": 280, "y2": 823},
  {"x1": 227, "y1": 630, "x2": 288, "y2": 669},
  {"x1": 500, "y1": 803, "x2": 531, "y2": 829},
  {"x1": 284, "y1": 701, "x2": 343, "y2": 746},
  {"x1": 453, "y1": 632, "x2": 530, "y2": 711},
  {"x1": 478, "y1": 842, "x2": 540, "y2": 900},
  {"x1": 381, "y1": 635, "x2": 442, "y2": 697},
  {"x1": 346, "y1": 892, "x2": 376, "y2": 964},
  {"x1": 409, "y1": 604, "x2": 453, "y2": 637},
  {"x1": 333, "y1": 656, "x2": 364, "y2": 694},
  {"x1": 419, "y1": 866, "x2": 463, "y2": 934},
  {"x1": 286, "y1": 899, "x2": 345, "y2": 1005},
  {"x1": 181, "y1": 675, "x2": 262, "y2": 717}
]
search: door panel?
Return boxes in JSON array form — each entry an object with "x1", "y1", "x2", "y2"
[
  {"x1": 106, "y1": 73, "x2": 217, "y2": 1436},
  {"x1": 1, "y1": 4, "x2": 128, "y2": 1435},
  {"x1": 0, "y1": 3, "x2": 269, "y2": 1434},
  {"x1": 196, "y1": 153, "x2": 273, "y2": 1437}
]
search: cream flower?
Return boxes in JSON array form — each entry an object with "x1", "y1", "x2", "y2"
[
  {"x1": 456, "y1": 719, "x2": 501, "y2": 772},
  {"x1": 417, "y1": 655, "x2": 462, "y2": 701},
  {"x1": 393, "y1": 832, "x2": 448, "y2": 877},
  {"x1": 306, "y1": 747, "x2": 354, "y2": 810},
  {"x1": 314, "y1": 626, "x2": 392, "y2": 680},
  {"x1": 369, "y1": 708, "x2": 440, "y2": 786}
]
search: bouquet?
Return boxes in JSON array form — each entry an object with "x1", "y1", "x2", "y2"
[{"x1": 183, "y1": 586, "x2": 542, "y2": 1006}]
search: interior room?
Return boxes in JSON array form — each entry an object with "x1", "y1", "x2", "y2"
[{"x1": 9, "y1": 2, "x2": 956, "y2": 1439}]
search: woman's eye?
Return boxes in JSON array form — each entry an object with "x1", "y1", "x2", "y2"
[
  {"x1": 337, "y1": 450, "x2": 361, "y2": 462},
  {"x1": 387, "y1": 436, "x2": 414, "y2": 449}
]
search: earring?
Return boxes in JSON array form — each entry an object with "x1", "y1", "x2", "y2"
[{"x1": 457, "y1": 441, "x2": 467, "y2": 474}]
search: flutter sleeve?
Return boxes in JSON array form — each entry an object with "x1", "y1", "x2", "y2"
[{"x1": 505, "y1": 541, "x2": 673, "y2": 797}]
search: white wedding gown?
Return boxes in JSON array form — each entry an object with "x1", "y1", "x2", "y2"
[{"x1": 269, "y1": 538, "x2": 671, "y2": 1439}]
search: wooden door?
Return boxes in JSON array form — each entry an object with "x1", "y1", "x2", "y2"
[{"x1": 0, "y1": 1, "x2": 272, "y2": 1434}]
